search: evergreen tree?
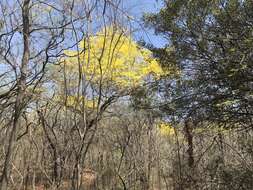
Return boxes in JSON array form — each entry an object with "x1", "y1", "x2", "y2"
[{"x1": 144, "y1": 0, "x2": 253, "y2": 127}]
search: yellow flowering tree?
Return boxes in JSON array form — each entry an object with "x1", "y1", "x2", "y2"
[
  {"x1": 53, "y1": 26, "x2": 167, "y2": 110},
  {"x1": 158, "y1": 122, "x2": 175, "y2": 136},
  {"x1": 63, "y1": 26, "x2": 164, "y2": 88}
]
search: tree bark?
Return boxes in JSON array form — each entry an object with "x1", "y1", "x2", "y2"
[
  {"x1": 184, "y1": 118, "x2": 198, "y2": 189},
  {"x1": 0, "y1": 1, "x2": 30, "y2": 189},
  {"x1": 184, "y1": 119, "x2": 194, "y2": 168}
]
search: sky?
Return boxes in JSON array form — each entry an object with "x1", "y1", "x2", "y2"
[
  {"x1": 125, "y1": 0, "x2": 167, "y2": 48},
  {"x1": 0, "y1": 0, "x2": 167, "y2": 74}
]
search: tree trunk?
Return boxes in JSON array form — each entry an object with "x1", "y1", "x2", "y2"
[
  {"x1": 184, "y1": 118, "x2": 196, "y2": 189},
  {"x1": 0, "y1": 1, "x2": 30, "y2": 189}
]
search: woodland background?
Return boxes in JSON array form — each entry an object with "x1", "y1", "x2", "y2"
[{"x1": 0, "y1": 0, "x2": 252, "y2": 190}]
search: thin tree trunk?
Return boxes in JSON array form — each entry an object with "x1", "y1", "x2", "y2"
[
  {"x1": 174, "y1": 127, "x2": 183, "y2": 190},
  {"x1": 184, "y1": 118, "x2": 196, "y2": 189},
  {"x1": 184, "y1": 119, "x2": 194, "y2": 168},
  {"x1": 0, "y1": 1, "x2": 30, "y2": 189}
]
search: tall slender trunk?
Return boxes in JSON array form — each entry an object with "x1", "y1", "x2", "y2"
[
  {"x1": 0, "y1": 1, "x2": 30, "y2": 189},
  {"x1": 174, "y1": 127, "x2": 183, "y2": 190},
  {"x1": 184, "y1": 119, "x2": 194, "y2": 168},
  {"x1": 184, "y1": 118, "x2": 196, "y2": 189},
  {"x1": 147, "y1": 124, "x2": 152, "y2": 190}
]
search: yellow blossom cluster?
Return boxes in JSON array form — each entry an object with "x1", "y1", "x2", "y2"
[{"x1": 63, "y1": 26, "x2": 165, "y2": 89}]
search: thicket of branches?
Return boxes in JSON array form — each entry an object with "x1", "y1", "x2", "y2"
[{"x1": 0, "y1": 0, "x2": 252, "y2": 190}]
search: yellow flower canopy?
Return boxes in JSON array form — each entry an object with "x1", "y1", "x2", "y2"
[
  {"x1": 158, "y1": 122, "x2": 175, "y2": 136},
  {"x1": 63, "y1": 26, "x2": 165, "y2": 89}
]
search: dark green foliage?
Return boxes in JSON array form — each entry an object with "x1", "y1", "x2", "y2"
[{"x1": 144, "y1": 0, "x2": 253, "y2": 126}]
